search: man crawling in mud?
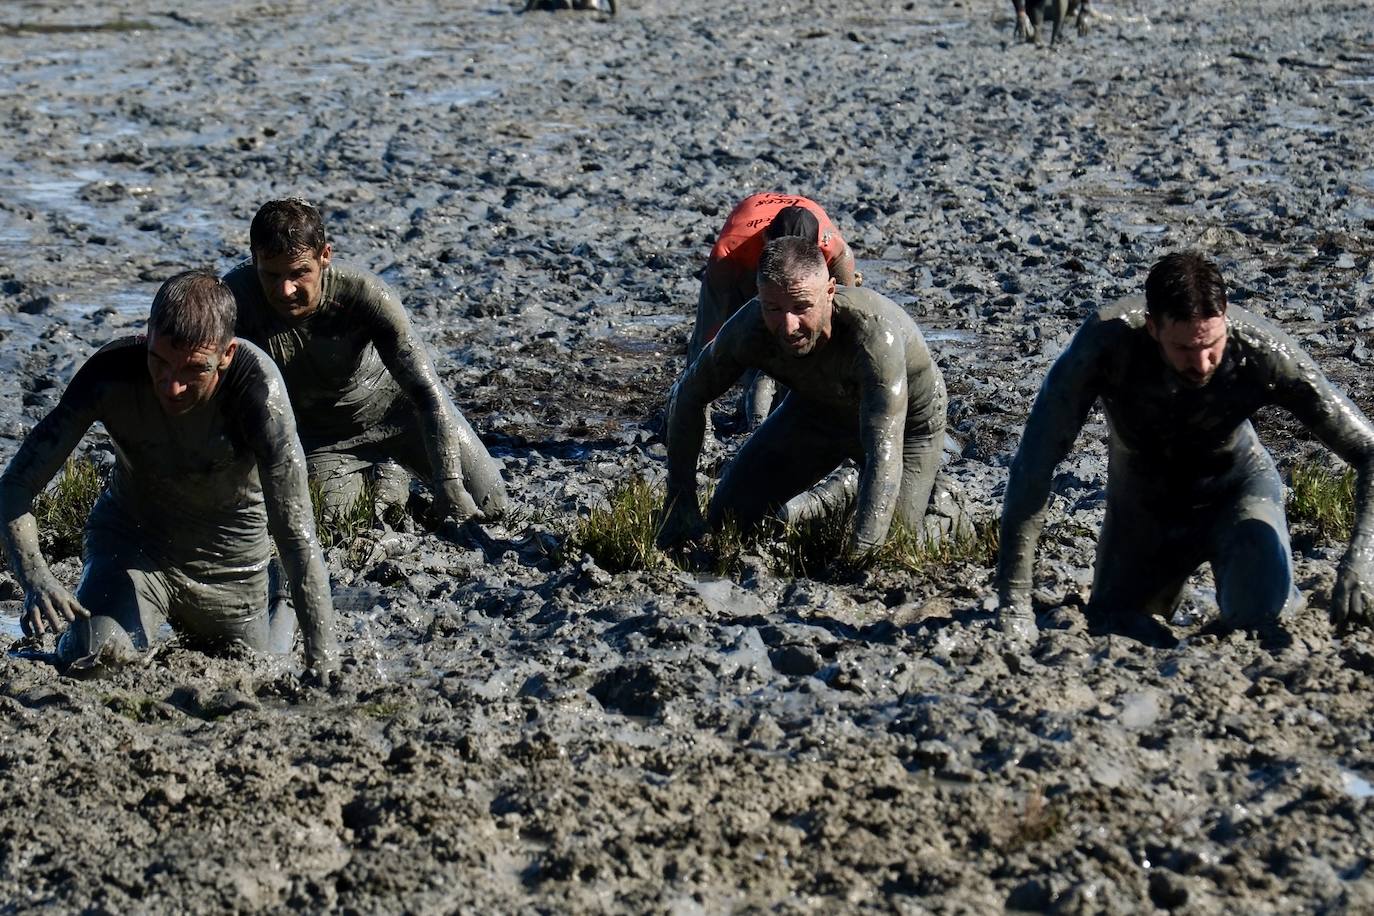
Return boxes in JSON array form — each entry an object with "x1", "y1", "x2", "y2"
[
  {"x1": 0, "y1": 270, "x2": 337, "y2": 679},
  {"x1": 659, "y1": 236, "x2": 953, "y2": 557},
  {"x1": 224, "y1": 199, "x2": 507, "y2": 526},
  {"x1": 997, "y1": 251, "x2": 1374, "y2": 647},
  {"x1": 689, "y1": 193, "x2": 860, "y2": 428}
]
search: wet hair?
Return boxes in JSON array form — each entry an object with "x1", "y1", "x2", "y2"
[
  {"x1": 757, "y1": 236, "x2": 827, "y2": 289},
  {"x1": 1145, "y1": 251, "x2": 1227, "y2": 323},
  {"x1": 148, "y1": 269, "x2": 236, "y2": 349},
  {"x1": 765, "y1": 205, "x2": 821, "y2": 244},
  {"x1": 250, "y1": 198, "x2": 328, "y2": 258}
]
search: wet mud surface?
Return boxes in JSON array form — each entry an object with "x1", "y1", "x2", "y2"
[{"x1": 2, "y1": 0, "x2": 1374, "y2": 911}]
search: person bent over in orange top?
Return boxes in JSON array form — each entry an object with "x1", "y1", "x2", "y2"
[{"x1": 687, "y1": 194, "x2": 859, "y2": 428}]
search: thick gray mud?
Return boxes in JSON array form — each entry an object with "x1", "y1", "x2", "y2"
[{"x1": 1, "y1": 0, "x2": 1373, "y2": 911}]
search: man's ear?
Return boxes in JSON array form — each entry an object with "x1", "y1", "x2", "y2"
[
  {"x1": 1145, "y1": 314, "x2": 1160, "y2": 342},
  {"x1": 319, "y1": 242, "x2": 333, "y2": 271},
  {"x1": 220, "y1": 339, "x2": 238, "y2": 370}
]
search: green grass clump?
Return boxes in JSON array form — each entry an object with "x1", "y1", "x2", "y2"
[
  {"x1": 1288, "y1": 460, "x2": 1355, "y2": 543},
  {"x1": 574, "y1": 475, "x2": 999, "y2": 580},
  {"x1": 571, "y1": 476, "x2": 668, "y2": 573},
  {"x1": 310, "y1": 478, "x2": 379, "y2": 561},
  {"x1": 32, "y1": 457, "x2": 107, "y2": 560},
  {"x1": 866, "y1": 516, "x2": 1001, "y2": 575}
]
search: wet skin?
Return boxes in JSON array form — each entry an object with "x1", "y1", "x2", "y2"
[
  {"x1": 997, "y1": 299, "x2": 1374, "y2": 635},
  {"x1": 662, "y1": 280, "x2": 948, "y2": 556},
  {"x1": 0, "y1": 337, "x2": 337, "y2": 674},
  {"x1": 225, "y1": 257, "x2": 507, "y2": 522}
]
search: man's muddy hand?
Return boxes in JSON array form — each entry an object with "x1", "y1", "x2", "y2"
[
  {"x1": 1331, "y1": 555, "x2": 1374, "y2": 631},
  {"x1": 22, "y1": 577, "x2": 89, "y2": 637},
  {"x1": 656, "y1": 497, "x2": 707, "y2": 550},
  {"x1": 1015, "y1": 11, "x2": 1034, "y2": 42},
  {"x1": 436, "y1": 477, "x2": 483, "y2": 524},
  {"x1": 302, "y1": 630, "x2": 341, "y2": 689}
]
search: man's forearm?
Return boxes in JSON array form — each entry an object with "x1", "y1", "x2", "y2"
[
  {"x1": 664, "y1": 386, "x2": 708, "y2": 503},
  {"x1": 414, "y1": 389, "x2": 466, "y2": 485},
  {"x1": 0, "y1": 496, "x2": 52, "y2": 591},
  {"x1": 1345, "y1": 465, "x2": 1374, "y2": 558},
  {"x1": 996, "y1": 467, "x2": 1052, "y2": 603},
  {"x1": 278, "y1": 543, "x2": 335, "y2": 662}
]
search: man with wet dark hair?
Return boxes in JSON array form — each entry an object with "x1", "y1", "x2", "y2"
[
  {"x1": 225, "y1": 198, "x2": 507, "y2": 525},
  {"x1": 997, "y1": 250, "x2": 1374, "y2": 646},
  {"x1": 0, "y1": 270, "x2": 337, "y2": 679},
  {"x1": 660, "y1": 236, "x2": 954, "y2": 556},
  {"x1": 688, "y1": 193, "x2": 861, "y2": 428}
]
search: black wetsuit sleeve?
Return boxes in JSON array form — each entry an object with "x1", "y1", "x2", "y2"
[
  {"x1": 1269, "y1": 344, "x2": 1374, "y2": 555},
  {"x1": 234, "y1": 356, "x2": 337, "y2": 668},
  {"x1": 0, "y1": 351, "x2": 110, "y2": 590},
  {"x1": 664, "y1": 308, "x2": 752, "y2": 504},
  {"x1": 850, "y1": 323, "x2": 911, "y2": 553},
  {"x1": 356, "y1": 277, "x2": 470, "y2": 489},
  {"x1": 996, "y1": 319, "x2": 1106, "y2": 605}
]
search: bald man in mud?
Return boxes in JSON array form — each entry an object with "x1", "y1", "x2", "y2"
[
  {"x1": 659, "y1": 236, "x2": 949, "y2": 556},
  {"x1": 998, "y1": 251, "x2": 1374, "y2": 647},
  {"x1": 0, "y1": 270, "x2": 337, "y2": 679},
  {"x1": 224, "y1": 199, "x2": 506, "y2": 526},
  {"x1": 689, "y1": 193, "x2": 860, "y2": 428}
]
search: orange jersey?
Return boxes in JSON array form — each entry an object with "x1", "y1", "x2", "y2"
[{"x1": 708, "y1": 193, "x2": 846, "y2": 270}]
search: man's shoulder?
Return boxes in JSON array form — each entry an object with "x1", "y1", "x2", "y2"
[
  {"x1": 1227, "y1": 304, "x2": 1296, "y2": 345},
  {"x1": 223, "y1": 338, "x2": 289, "y2": 401},
  {"x1": 222, "y1": 259, "x2": 261, "y2": 299},
  {"x1": 834, "y1": 286, "x2": 916, "y2": 332},
  {"x1": 1075, "y1": 297, "x2": 1147, "y2": 348},
  {"x1": 82, "y1": 335, "x2": 148, "y2": 376},
  {"x1": 324, "y1": 263, "x2": 399, "y2": 307}
]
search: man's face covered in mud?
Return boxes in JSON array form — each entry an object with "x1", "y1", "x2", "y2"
[
  {"x1": 146, "y1": 332, "x2": 237, "y2": 416},
  {"x1": 253, "y1": 243, "x2": 333, "y2": 321},
  {"x1": 759, "y1": 268, "x2": 836, "y2": 357},
  {"x1": 1147, "y1": 312, "x2": 1228, "y2": 388}
]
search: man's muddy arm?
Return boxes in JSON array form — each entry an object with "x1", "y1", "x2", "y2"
[
  {"x1": 661, "y1": 328, "x2": 748, "y2": 545},
  {"x1": 367, "y1": 288, "x2": 496, "y2": 519},
  {"x1": 996, "y1": 327, "x2": 1103, "y2": 610},
  {"x1": 250, "y1": 379, "x2": 338, "y2": 675},
  {"x1": 0, "y1": 374, "x2": 101, "y2": 632},
  {"x1": 1275, "y1": 353, "x2": 1374, "y2": 624},
  {"x1": 849, "y1": 348, "x2": 912, "y2": 554}
]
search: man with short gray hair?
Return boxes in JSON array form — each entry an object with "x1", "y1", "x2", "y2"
[
  {"x1": 0, "y1": 269, "x2": 338, "y2": 680},
  {"x1": 659, "y1": 236, "x2": 954, "y2": 557}
]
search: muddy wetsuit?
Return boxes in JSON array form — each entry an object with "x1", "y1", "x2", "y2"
[
  {"x1": 688, "y1": 194, "x2": 858, "y2": 427},
  {"x1": 0, "y1": 338, "x2": 335, "y2": 667},
  {"x1": 666, "y1": 285, "x2": 947, "y2": 554},
  {"x1": 224, "y1": 261, "x2": 506, "y2": 520},
  {"x1": 998, "y1": 300, "x2": 1374, "y2": 633}
]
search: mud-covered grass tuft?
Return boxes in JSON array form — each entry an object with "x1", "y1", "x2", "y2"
[
  {"x1": 571, "y1": 476, "x2": 667, "y2": 573},
  {"x1": 310, "y1": 479, "x2": 381, "y2": 570},
  {"x1": 32, "y1": 457, "x2": 107, "y2": 560},
  {"x1": 1289, "y1": 459, "x2": 1355, "y2": 543},
  {"x1": 576, "y1": 476, "x2": 1000, "y2": 580}
]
